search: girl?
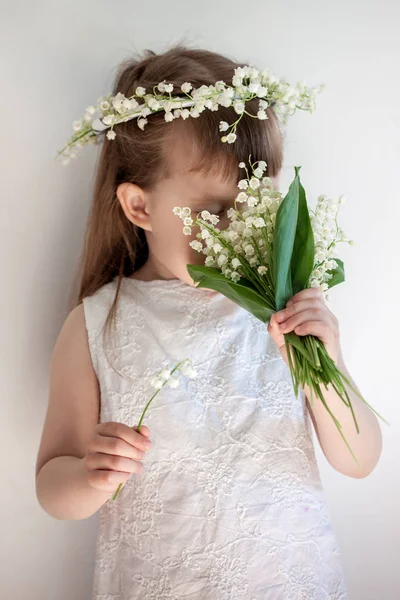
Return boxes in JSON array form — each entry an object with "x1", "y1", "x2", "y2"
[{"x1": 35, "y1": 44, "x2": 382, "y2": 599}]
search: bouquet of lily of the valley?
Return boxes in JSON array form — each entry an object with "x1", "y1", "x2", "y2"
[{"x1": 174, "y1": 159, "x2": 381, "y2": 460}]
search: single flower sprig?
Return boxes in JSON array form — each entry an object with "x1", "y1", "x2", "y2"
[
  {"x1": 308, "y1": 194, "x2": 354, "y2": 298},
  {"x1": 57, "y1": 66, "x2": 325, "y2": 164},
  {"x1": 111, "y1": 358, "x2": 197, "y2": 501}
]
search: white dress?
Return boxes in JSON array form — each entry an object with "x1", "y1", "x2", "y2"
[{"x1": 83, "y1": 275, "x2": 348, "y2": 600}]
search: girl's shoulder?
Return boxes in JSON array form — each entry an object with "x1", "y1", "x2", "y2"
[
  {"x1": 81, "y1": 275, "x2": 145, "y2": 334},
  {"x1": 81, "y1": 277, "x2": 120, "y2": 338},
  {"x1": 84, "y1": 276, "x2": 119, "y2": 302},
  {"x1": 82, "y1": 276, "x2": 135, "y2": 315}
]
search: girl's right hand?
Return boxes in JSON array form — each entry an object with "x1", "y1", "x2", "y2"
[{"x1": 83, "y1": 422, "x2": 152, "y2": 493}]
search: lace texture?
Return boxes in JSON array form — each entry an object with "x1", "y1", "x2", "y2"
[{"x1": 82, "y1": 276, "x2": 348, "y2": 600}]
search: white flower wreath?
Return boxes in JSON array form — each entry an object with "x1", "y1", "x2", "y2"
[{"x1": 57, "y1": 65, "x2": 325, "y2": 164}]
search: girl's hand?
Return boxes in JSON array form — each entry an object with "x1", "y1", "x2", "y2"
[
  {"x1": 83, "y1": 422, "x2": 152, "y2": 493},
  {"x1": 267, "y1": 288, "x2": 341, "y2": 366}
]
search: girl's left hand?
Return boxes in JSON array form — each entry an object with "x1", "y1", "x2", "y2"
[{"x1": 267, "y1": 288, "x2": 341, "y2": 366}]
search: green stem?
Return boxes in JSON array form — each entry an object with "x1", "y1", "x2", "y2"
[
  {"x1": 111, "y1": 359, "x2": 187, "y2": 501},
  {"x1": 283, "y1": 335, "x2": 387, "y2": 466}
]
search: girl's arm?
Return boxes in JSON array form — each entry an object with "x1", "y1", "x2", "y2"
[
  {"x1": 304, "y1": 346, "x2": 382, "y2": 478},
  {"x1": 35, "y1": 305, "x2": 112, "y2": 520},
  {"x1": 269, "y1": 288, "x2": 382, "y2": 478}
]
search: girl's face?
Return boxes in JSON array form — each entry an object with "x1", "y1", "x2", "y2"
[{"x1": 117, "y1": 140, "x2": 280, "y2": 286}]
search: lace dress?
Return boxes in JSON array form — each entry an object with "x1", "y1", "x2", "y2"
[{"x1": 82, "y1": 275, "x2": 348, "y2": 600}]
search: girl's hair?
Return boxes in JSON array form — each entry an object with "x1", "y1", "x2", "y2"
[{"x1": 70, "y1": 43, "x2": 284, "y2": 371}]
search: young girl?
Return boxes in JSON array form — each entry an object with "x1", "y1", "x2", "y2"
[{"x1": 35, "y1": 45, "x2": 382, "y2": 599}]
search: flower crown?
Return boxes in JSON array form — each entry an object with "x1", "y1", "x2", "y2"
[{"x1": 57, "y1": 65, "x2": 325, "y2": 165}]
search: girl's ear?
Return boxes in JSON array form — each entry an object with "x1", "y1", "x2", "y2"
[{"x1": 116, "y1": 182, "x2": 152, "y2": 232}]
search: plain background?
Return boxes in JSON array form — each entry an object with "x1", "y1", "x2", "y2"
[{"x1": 1, "y1": 1, "x2": 399, "y2": 598}]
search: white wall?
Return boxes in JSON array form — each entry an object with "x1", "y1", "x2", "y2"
[{"x1": 1, "y1": 1, "x2": 399, "y2": 598}]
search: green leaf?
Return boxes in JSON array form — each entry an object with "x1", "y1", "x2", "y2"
[
  {"x1": 326, "y1": 258, "x2": 345, "y2": 289},
  {"x1": 273, "y1": 167, "x2": 300, "y2": 310},
  {"x1": 291, "y1": 169, "x2": 315, "y2": 295},
  {"x1": 187, "y1": 265, "x2": 275, "y2": 323}
]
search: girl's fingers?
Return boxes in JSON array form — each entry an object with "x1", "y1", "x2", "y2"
[
  {"x1": 96, "y1": 422, "x2": 152, "y2": 452},
  {"x1": 268, "y1": 313, "x2": 283, "y2": 333},
  {"x1": 133, "y1": 425, "x2": 151, "y2": 438},
  {"x1": 291, "y1": 320, "x2": 333, "y2": 339},
  {"x1": 92, "y1": 435, "x2": 149, "y2": 460},
  {"x1": 85, "y1": 452, "x2": 144, "y2": 473},
  {"x1": 277, "y1": 298, "x2": 325, "y2": 323},
  {"x1": 87, "y1": 469, "x2": 133, "y2": 490},
  {"x1": 278, "y1": 308, "x2": 327, "y2": 333},
  {"x1": 287, "y1": 288, "x2": 325, "y2": 305}
]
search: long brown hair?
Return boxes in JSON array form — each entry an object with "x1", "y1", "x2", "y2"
[{"x1": 70, "y1": 43, "x2": 284, "y2": 367}]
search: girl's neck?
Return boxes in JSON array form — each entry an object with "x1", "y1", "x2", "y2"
[{"x1": 129, "y1": 258, "x2": 178, "y2": 283}]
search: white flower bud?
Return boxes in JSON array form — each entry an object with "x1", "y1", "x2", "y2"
[
  {"x1": 254, "y1": 217, "x2": 266, "y2": 228},
  {"x1": 236, "y1": 192, "x2": 248, "y2": 203},
  {"x1": 213, "y1": 243, "x2": 223, "y2": 253},
  {"x1": 233, "y1": 101, "x2": 245, "y2": 114},
  {"x1": 73, "y1": 120, "x2": 83, "y2": 131},
  {"x1": 106, "y1": 130, "x2": 116, "y2": 140},
  {"x1": 180, "y1": 361, "x2": 197, "y2": 378},
  {"x1": 137, "y1": 118, "x2": 148, "y2": 130},
  {"x1": 181, "y1": 82, "x2": 193, "y2": 93},
  {"x1": 231, "y1": 258, "x2": 241, "y2": 269},
  {"x1": 150, "y1": 377, "x2": 164, "y2": 390},
  {"x1": 148, "y1": 98, "x2": 161, "y2": 110},
  {"x1": 166, "y1": 376, "x2": 179, "y2": 388},
  {"x1": 217, "y1": 254, "x2": 228, "y2": 266},
  {"x1": 249, "y1": 177, "x2": 261, "y2": 190},
  {"x1": 190, "y1": 240, "x2": 203, "y2": 252}
]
